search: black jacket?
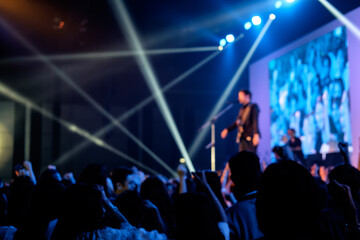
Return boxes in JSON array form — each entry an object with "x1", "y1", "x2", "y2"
[{"x1": 227, "y1": 103, "x2": 260, "y2": 140}]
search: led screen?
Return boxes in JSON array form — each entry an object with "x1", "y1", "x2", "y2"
[{"x1": 269, "y1": 26, "x2": 351, "y2": 155}]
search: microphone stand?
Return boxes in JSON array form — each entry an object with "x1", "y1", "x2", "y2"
[{"x1": 198, "y1": 104, "x2": 235, "y2": 171}]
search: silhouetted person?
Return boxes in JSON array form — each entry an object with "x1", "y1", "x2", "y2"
[
  {"x1": 225, "y1": 151, "x2": 263, "y2": 240},
  {"x1": 175, "y1": 192, "x2": 225, "y2": 240},
  {"x1": 141, "y1": 176, "x2": 175, "y2": 237},
  {"x1": 287, "y1": 128, "x2": 305, "y2": 166},
  {"x1": 7, "y1": 176, "x2": 34, "y2": 229},
  {"x1": 256, "y1": 161, "x2": 324, "y2": 239},
  {"x1": 328, "y1": 164, "x2": 360, "y2": 221},
  {"x1": 51, "y1": 183, "x2": 166, "y2": 240},
  {"x1": 114, "y1": 190, "x2": 166, "y2": 233},
  {"x1": 14, "y1": 168, "x2": 66, "y2": 240}
]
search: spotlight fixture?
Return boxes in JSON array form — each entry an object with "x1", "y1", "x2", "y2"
[
  {"x1": 219, "y1": 38, "x2": 226, "y2": 47},
  {"x1": 244, "y1": 22, "x2": 252, "y2": 30},
  {"x1": 252, "y1": 16, "x2": 262, "y2": 25},
  {"x1": 269, "y1": 14, "x2": 276, "y2": 20},
  {"x1": 275, "y1": 1, "x2": 283, "y2": 9},
  {"x1": 225, "y1": 34, "x2": 235, "y2": 43}
]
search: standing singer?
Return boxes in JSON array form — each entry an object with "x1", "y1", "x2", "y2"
[{"x1": 221, "y1": 90, "x2": 260, "y2": 152}]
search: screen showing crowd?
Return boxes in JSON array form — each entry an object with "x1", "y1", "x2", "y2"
[{"x1": 269, "y1": 26, "x2": 351, "y2": 155}]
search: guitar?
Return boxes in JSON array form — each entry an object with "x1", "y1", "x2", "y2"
[
  {"x1": 236, "y1": 119, "x2": 244, "y2": 143},
  {"x1": 236, "y1": 104, "x2": 252, "y2": 143}
]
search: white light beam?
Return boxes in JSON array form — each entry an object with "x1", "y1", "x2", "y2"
[{"x1": 110, "y1": 0, "x2": 195, "y2": 172}]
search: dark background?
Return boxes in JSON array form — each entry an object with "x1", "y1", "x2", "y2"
[{"x1": 0, "y1": 0, "x2": 358, "y2": 179}]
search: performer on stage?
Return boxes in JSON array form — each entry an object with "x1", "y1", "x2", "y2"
[
  {"x1": 287, "y1": 128, "x2": 304, "y2": 161},
  {"x1": 221, "y1": 90, "x2": 260, "y2": 152}
]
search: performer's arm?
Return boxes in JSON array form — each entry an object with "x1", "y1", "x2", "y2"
[
  {"x1": 227, "y1": 122, "x2": 237, "y2": 132},
  {"x1": 221, "y1": 121, "x2": 237, "y2": 139},
  {"x1": 221, "y1": 109, "x2": 240, "y2": 139},
  {"x1": 251, "y1": 105, "x2": 260, "y2": 146},
  {"x1": 251, "y1": 105, "x2": 260, "y2": 135}
]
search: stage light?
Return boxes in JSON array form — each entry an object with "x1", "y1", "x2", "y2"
[
  {"x1": 252, "y1": 16, "x2": 262, "y2": 26},
  {"x1": 218, "y1": 46, "x2": 224, "y2": 51},
  {"x1": 110, "y1": 0, "x2": 195, "y2": 173},
  {"x1": 286, "y1": 0, "x2": 295, "y2": 2},
  {"x1": 58, "y1": 21, "x2": 65, "y2": 30},
  {"x1": 244, "y1": 22, "x2": 252, "y2": 30},
  {"x1": 219, "y1": 38, "x2": 226, "y2": 47},
  {"x1": 179, "y1": 158, "x2": 186, "y2": 164},
  {"x1": 270, "y1": 14, "x2": 276, "y2": 20},
  {"x1": 189, "y1": 18, "x2": 274, "y2": 158},
  {"x1": 275, "y1": 1, "x2": 283, "y2": 9},
  {"x1": 226, "y1": 34, "x2": 235, "y2": 43}
]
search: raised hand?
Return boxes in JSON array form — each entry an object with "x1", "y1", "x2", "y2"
[
  {"x1": 328, "y1": 180, "x2": 358, "y2": 227},
  {"x1": 177, "y1": 164, "x2": 187, "y2": 178},
  {"x1": 23, "y1": 161, "x2": 33, "y2": 170},
  {"x1": 63, "y1": 172, "x2": 76, "y2": 184},
  {"x1": 221, "y1": 129, "x2": 228, "y2": 139},
  {"x1": 253, "y1": 133, "x2": 260, "y2": 147},
  {"x1": 191, "y1": 170, "x2": 208, "y2": 187}
]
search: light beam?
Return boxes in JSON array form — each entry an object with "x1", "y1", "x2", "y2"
[
  {"x1": 188, "y1": 17, "x2": 274, "y2": 158},
  {"x1": 0, "y1": 46, "x2": 219, "y2": 64},
  {"x1": 55, "y1": 48, "x2": 226, "y2": 166},
  {"x1": 55, "y1": 27, "x2": 243, "y2": 168},
  {"x1": 0, "y1": 18, "x2": 176, "y2": 177},
  {"x1": 109, "y1": 0, "x2": 195, "y2": 172},
  {"x1": 318, "y1": 0, "x2": 360, "y2": 41},
  {"x1": 0, "y1": 80, "x2": 160, "y2": 175}
]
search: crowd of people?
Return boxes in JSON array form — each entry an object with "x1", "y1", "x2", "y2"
[{"x1": 0, "y1": 143, "x2": 359, "y2": 240}]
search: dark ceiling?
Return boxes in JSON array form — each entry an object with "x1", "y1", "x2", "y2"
[{"x1": 1, "y1": 0, "x2": 359, "y2": 58}]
